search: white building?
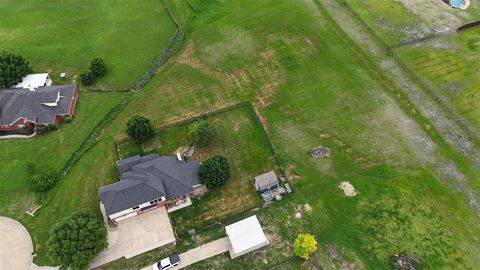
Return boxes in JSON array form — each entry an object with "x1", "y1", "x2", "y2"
[
  {"x1": 15, "y1": 73, "x2": 52, "y2": 90},
  {"x1": 225, "y1": 215, "x2": 269, "y2": 258}
]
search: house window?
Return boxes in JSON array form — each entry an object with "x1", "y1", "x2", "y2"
[{"x1": 132, "y1": 206, "x2": 139, "y2": 210}]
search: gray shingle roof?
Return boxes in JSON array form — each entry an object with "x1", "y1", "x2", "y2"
[
  {"x1": 254, "y1": 171, "x2": 278, "y2": 191},
  {"x1": 0, "y1": 85, "x2": 76, "y2": 125},
  {"x1": 99, "y1": 155, "x2": 201, "y2": 216}
]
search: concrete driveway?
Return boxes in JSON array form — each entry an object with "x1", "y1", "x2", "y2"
[
  {"x1": 0, "y1": 216, "x2": 57, "y2": 270},
  {"x1": 90, "y1": 207, "x2": 176, "y2": 269},
  {"x1": 141, "y1": 237, "x2": 231, "y2": 270}
]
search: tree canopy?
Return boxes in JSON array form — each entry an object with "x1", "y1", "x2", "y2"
[
  {"x1": 126, "y1": 115, "x2": 155, "y2": 144},
  {"x1": 26, "y1": 162, "x2": 56, "y2": 193},
  {"x1": 0, "y1": 50, "x2": 32, "y2": 88},
  {"x1": 48, "y1": 212, "x2": 107, "y2": 270},
  {"x1": 293, "y1": 233, "x2": 317, "y2": 260},
  {"x1": 90, "y1": 58, "x2": 107, "y2": 77},
  {"x1": 198, "y1": 155, "x2": 230, "y2": 189},
  {"x1": 188, "y1": 119, "x2": 216, "y2": 147}
]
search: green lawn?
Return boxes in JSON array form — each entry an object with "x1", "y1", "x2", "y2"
[
  {"x1": 5, "y1": 0, "x2": 480, "y2": 269},
  {"x1": 394, "y1": 27, "x2": 480, "y2": 134},
  {"x1": 0, "y1": 0, "x2": 176, "y2": 90},
  {"x1": 0, "y1": 91, "x2": 123, "y2": 216},
  {"x1": 118, "y1": 106, "x2": 278, "y2": 234}
]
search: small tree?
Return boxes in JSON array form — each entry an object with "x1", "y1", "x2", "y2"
[
  {"x1": 293, "y1": 233, "x2": 317, "y2": 260},
  {"x1": 26, "y1": 162, "x2": 56, "y2": 193},
  {"x1": 48, "y1": 212, "x2": 107, "y2": 270},
  {"x1": 198, "y1": 155, "x2": 230, "y2": 189},
  {"x1": 80, "y1": 71, "x2": 95, "y2": 86},
  {"x1": 90, "y1": 58, "x2": 107, "y2": 77},
  {"x1": 188, "y1": 119, "x2": 216, "y2": 147},
  {"x1": 126, "y1": 115, "x2": 155, "y2": 144},
  {"x1": 0, "y1": 50, "x2": 32, "y2": 88}
]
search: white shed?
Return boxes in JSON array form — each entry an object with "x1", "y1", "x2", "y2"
[{"x1": 225, "y1": 215, "x2": 269, "y2": 258}]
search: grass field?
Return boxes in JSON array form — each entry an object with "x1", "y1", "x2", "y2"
[
  {"x1": 394, "y1": 27, "x2": 480, "y2": 134},
  {"x1": 0, "y1": 0, "x2": 176, "y2": 90},
  {"x1": 3, "y1": 0, "x2": 480, "y2": 269},
  {"x1": 343, "y1": 0, "x2": 480, "y2": 46},
  {"x1": 0, "y1": 91, "x2": 123, "y2": 215},
  {"x1": 118, "y1": 106, "x2": 278, "y2": 234}
]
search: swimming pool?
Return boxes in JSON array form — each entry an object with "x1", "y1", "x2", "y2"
[{"x1": 450, "y1": 0, "x2": 465, "y2": 8}]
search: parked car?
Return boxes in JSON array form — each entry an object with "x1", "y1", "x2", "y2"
[{"x1": 152, "y1": 254, "x2": 180, "y2": 270}]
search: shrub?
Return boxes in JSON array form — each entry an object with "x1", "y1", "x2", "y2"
[
  {"x1": 0, "y1": 50, "x2": 32, "y2": 88},
  {"x1": 80, "y1": 71, "x2": 96, "y2": 86},
  {"x1": 356, "y1": 196, "x2": 457, "y2": 263},
  {"x1": 188, "y1": 119, "x2": 216, "y2": 147},
  {"x1": 126, "y1": 115, "x2": 155, "y2": 144},
  {"x1": 63, "y1": 115, "x2": 73, "y2": 124},
  {"x1": 90, "y1": 58, "x2": 107, "y2": 77},
  {"x1": 48, "y1": 212, "x2": 107, "y2": 270},
  {"x1": 293, "y1": 233, "x2": 317, "y2": 260},
  {"x1": 46, "y1": 124, "x2": 58, "y2": 132},
  {"x1": 198, "y1": 155, "x2": 230, "y2": 189},
  {"x1": 26, "y1": 162, "x2": 56, "y2": 193}
]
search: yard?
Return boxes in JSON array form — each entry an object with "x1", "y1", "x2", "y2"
[
  {"x1": 0, "y1": 0, "x2": 176, "y2": 90},
  {"x1": 118, "y1": 106, "x2": 278, "y2": 234},
  {"x1": 3, "y1": 0, "x2": 480, "y2": 269},
  {"x1": 394, "y1": 27, "x2": 480, "y2": 135},
  {"x1": 343, "y1": 0, "x2": 480, "y2": 46},
  {"x1": 0, "y1": 91, "x2": 123, "y2": 217}
]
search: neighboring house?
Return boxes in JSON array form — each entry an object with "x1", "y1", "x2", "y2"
[
  {"x1": 0, "y1": 84, "x2": 78, "y2": 131},
  {"x1": 99, "y1": 154, "x2": 206, "y2": 225},
  {"x1": 14, "y1": 73, "x2": 52, "y2": 89},
  {"x1": 226, "y1": 215, "x2": 269, "y2": 259},
  {"x1": 253, "y1": 171, "x2": 279, "y2": 193}
]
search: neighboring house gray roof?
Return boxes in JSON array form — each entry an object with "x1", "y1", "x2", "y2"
[
  {"x1": 99, "y1": 155, "x2": 201, "y2": 216},
  {"x1": 254, "y1": 171, "x2": 278, "y2": 191},
  {"x1": 0, "y1": 85, "x2": 76, "y2": 126}
]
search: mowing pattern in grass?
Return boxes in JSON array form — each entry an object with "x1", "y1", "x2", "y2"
[
  {"x1": 118, "y1": 106, "x2": 277, "y2": 234},
  {"x1": 0, "y1": 91, "x2": 123, "y2": 214},
  {"x1": 0, "y1": 0, "x2": 176, "y2": 90},
  {"x1": 394, "y1": 27, "x2": 480, "y2": 135},
  {"x1": 9, "y1": 0, "x2": 480, "y2": 268}
]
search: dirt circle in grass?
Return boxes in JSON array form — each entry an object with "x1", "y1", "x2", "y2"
[{"x1": 338, "y1": 181, "x2": 357, "y2": 197}]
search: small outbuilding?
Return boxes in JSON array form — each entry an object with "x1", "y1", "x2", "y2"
[
  {"x1": 225, "y1": 215, "x2": 269, "y2": 259},
  {"x1": 253, "y1": 171, "x2": 279, "y2": 193}
]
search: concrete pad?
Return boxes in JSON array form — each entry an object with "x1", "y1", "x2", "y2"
[
  {"x1": 90, "y1": 207, "x2": 175, "y2": 269},
  {"x1": 0, "y1": 216, "x2": 33, "y2": 270},
  {"x1": 0, "y1": 216, "x2": 57, "y2": 270},
  {"x1": 141, "y1": 237, "x2": 231, "y2": 270}
]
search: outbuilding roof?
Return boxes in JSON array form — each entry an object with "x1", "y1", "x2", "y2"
[
  {"x1": 254, "y1": 171, "x2": 278, "y2": 190},
  {"x1": 0, "y1": 84, "x2": 76, "y2": 126},
  {"x1": 226, "y1": 215, "x2": 268, "y2": 258},
  {"x1": 15, "y1": 73, "x2": 51, "y2": 89},
  {"x1": 99, "y1": 155, "x2": 201, "y2": 216}
]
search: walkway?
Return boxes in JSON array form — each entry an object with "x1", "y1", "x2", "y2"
[
  {"x1": 140, "y1": 237, "x2": 231, "y2": 270},
  {"x1": 0, "y1": 216, "x2": 57, "y2": 270},
  {"x1": 0, "y1": 132, "x2": 36, "y2": 140}
]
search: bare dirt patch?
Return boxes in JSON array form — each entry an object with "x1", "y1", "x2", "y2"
[{"x1": 338, "y1": 182, "x2": 357, "y2": 197}]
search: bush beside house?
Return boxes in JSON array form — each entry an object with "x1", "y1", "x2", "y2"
[{"x1": 198, "y1": 155, "x2": 230, "y2": 189}]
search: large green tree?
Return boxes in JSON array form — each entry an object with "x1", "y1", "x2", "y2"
[
  {"x1": 48, "y1": 212, "x2": 107, "y2": 270},
  {"x1": 188, "y1": 119, "x2": 216, "y2": 147},
  {"x1": 0, "y1": 50, "x2": 32, "y2": 88},
  {"x1": 126, "y1": 115, "x2": 155, "y2": 144},
  {"x1": 198, "y1": 155, "x2": 230, "y2": 189},
  {"x1": 90, "y1": 58, "x2": 107, "y2": 77}
]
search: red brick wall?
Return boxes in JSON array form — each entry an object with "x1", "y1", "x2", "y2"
[
  {"x1": 68, "y1": 85, "x2": 78, "y2": 115},
  {"x1": 0, "y1": 118, "x2": 26, "y2": 131}
]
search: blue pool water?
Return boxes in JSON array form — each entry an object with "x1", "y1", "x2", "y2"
[{"x1": 450, "y1": 0, "x2": 465, "y2": 8}]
